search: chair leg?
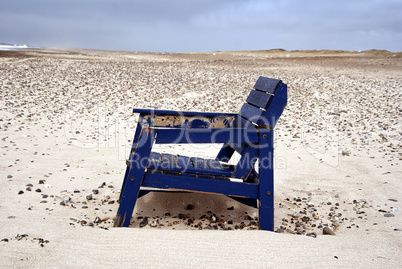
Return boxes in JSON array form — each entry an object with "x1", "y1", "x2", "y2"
[
  {"x1": 258, "y1": 130, "x2": 274, "y2": 231},
  {"x1": 114, "y1": 124, "x2": 155, "y2": 227},
  {"x1": 118, "y1": 124, "x2": 144, "y2": 203},
  {"x1": 216, "y1": 143, "x2": 235, "y2": 162}
]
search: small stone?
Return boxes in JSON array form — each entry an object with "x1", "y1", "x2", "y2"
[
  {"x1": 148, "y1": 220, "x2": 157, "y2": 227},
  {"x1": 108, "y1": 200, "x2": 115, "y2": 204},
  {"x1": 86, "y1": 194, "x2": 93, "y2": 200},
  {"x1": 35, "y1": 188, "x2": 41, "y2": 192},
  {"x1": 40, "y1": 200, "x2": 47, "y2": 203},
  {"x1": 186, "y1": 204, "x2": 194, "y2": 210},
  {"x1": 39, "y1": 180, "x2": 45, "y2": 184},
  {"x1": 323, "y1": 227, "x2": 336, "y2": 235},
  {"x1": 384, "y1": 213, "x2": 395, "y2": 217},
  {"x1": 26, "y1": 187, "x2": 31, "y2": 191},
  {"x1": 210, "y1": 214, "x2": 217, "y2": 223},
  {"x1": 388, "y1": 199, "x2": 398, "y2": 202},
  {"x1": 306, "y1": 232, "x2": 317, "y2": 238},
  {"x1": 94, "y1": 217, "x2": 101, "y2": 224},
  {"x1": 74, "y1": 189, "x2": 80, "y2": 193},
  {"x1": 1, "y1": 238, "x2": 9, "y2": 242},
  {"x1": 394, "y1": 228, "x2": 401, "y2": 231},
  {"x1": 275, "y1": 228, "x2": 284, "y2": 233},
  {"x1": 60, "y1": 201, "x2": 66, "y2": 206},
  {"x1": 227, "y1": 206, "x2": 234, "y2": 210},
  {"x1": 7, "y1": 175, "x2": 13, "y2": 178},
  {"x1": 92, "y1": 189, "x2": 99, "y2": 195},
  {"x1": 139, "y1": 217, "x2": 148, "y2": 228},
  {"x1": 18, "y1": 190, "x2": 24, "y2": 195},
  {"x1": 26, "y1": 184, "x2": 33, "y2": 187},
  {"x1": 42, "y1": 194, "x2": 48, "y2": 198}
]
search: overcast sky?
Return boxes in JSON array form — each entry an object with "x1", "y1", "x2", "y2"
[{"x1": 1, "y1": 0, "x2": 401, "y2": 52}]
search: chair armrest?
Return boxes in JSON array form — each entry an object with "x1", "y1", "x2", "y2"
[
  {"x1": 154, "y1": 128, "x2": 259, "y2": 144},
  {"x1": 133, "y1": 108, "x2": 237, "y2": 118}
]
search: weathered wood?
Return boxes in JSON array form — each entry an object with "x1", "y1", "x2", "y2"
[
  {"x1": 115, "y1": 76, "x2": 287, "y2": 231},
  {"x1": 232, "y1": 145, "x2": 259, "y2": 180},
  {"x1": 176, "y1": 155, "x2": 192, "y2": 170},
  {"x1": 141, "y1": 114, "x2": 236, "y2": 128},
  {"x1": 239, "y1": 103, "x2": 264, "y2": 124},
  {"x1": 142, "y1": 173, "x2": 259, "y2": 199},
  {"x1": 206, "y1": 158, "x2": 224, "y2": 170},
  {"x1": 134, "y1": 108, "x2": 237, "y2": 117},
  {"x1": 253, "y1": 76, "x2": 281, "y2": 94},
  {"x1": 191, "y1": 157, "x2": 208, "y2": 170},
  {"x1": 115, "y1": 123, "x2": 155, "y2": 227},
  {"x1": 147, "y1": 153, "x2": 234, "y2": 177},
  {"x1": 246, "y1": 90, "x2": 273, "y2": 108},
  {"x1": 258, "y1": 83, "x2": 288, "y2": 128},
  {"x1": 215, "y1": 143, "x2": 235, "y2": 162},
  {"x1": 258, "y1": 129, "x2": 274, "y2": 231},
  {"x1": 154, "y1": 128, "x2": 259, "y2": 144}
]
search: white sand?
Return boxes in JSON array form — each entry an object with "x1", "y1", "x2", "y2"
[{"x1": 0, "y1": 48, "x2": 401, "y2": 268}]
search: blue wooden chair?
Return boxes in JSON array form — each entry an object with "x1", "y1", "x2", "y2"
[{"x1": 114, "y1": 76, "x2": 287, "y2": 230}]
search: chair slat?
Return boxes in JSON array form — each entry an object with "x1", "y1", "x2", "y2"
[
  {"x1": 206, "y1": 159, "x2": 224, "y2": 170},
  {"x1": 239, "y1": 103, "x2": 264, "y2": 124},
  {"x1": 161, "y1": 153, "x2": 180, "y2": 169},
  {"x1": 254, "y1": 76, "x2": 281, "y2": 94},
  {"x1": 191, "y1": 157, "x2": 209, "y2": 170},
  {"x1": 147, "y1": 152, "x2": 161, "y2": 166},
  {"x1": 246, "y1": 90, "x2": 273, "y2": 108},
  {"x1": 176, "y1": 155, "x2": 192, "y2": 170}
]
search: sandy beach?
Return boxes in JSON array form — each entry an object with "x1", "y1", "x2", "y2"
[{"x1": 0, "y1": 48, "x2": 401, "y2": 268}]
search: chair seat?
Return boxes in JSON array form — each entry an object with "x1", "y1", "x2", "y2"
[{"x1": 147, "y1": 152, "x2": 234, "y2": 178}]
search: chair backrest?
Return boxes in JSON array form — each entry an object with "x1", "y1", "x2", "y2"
[
  {"x1": 237, "y1": 76, "x2": 287, "y2": 129},
  {"x1": 221, "y1": 76, "x2": 287, "y2": 180}
]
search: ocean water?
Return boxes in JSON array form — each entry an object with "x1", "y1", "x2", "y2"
[{"x1": 0, "y1": 43, "x2": 30, "y2": 50}]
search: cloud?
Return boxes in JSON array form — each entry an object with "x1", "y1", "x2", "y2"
[{"x1": 1, "y1": 0, "x2": 401, "y2": 52}]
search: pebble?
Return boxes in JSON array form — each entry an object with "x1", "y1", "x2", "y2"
[
  {"x1": 18, "y1": 190, "x2": 24, "y2": 195},
  {"x1": 148, "y1": 220, "x2": 158, "y2": 227},
  {"x1": 26, "y1": 187, "x2": 32, "y2": 191},
  {"x1": 92, "y1": 189, "x2": 99, "y2": 194},
  {"x1": 74, "y1": 189, "x2": 80, "y2": 193},
  {"x1": 306, "y1": 232, "x2": 317, "y2": 238},
  {"x1": 323, "y1": 227, "x2": 336, "y2": 235},
  {"x1": 186, "y1": 204, "x2": 194, "y2": 210},
  {"x1": 210, "y1": 215, "x2": 217, "y2": 223},
  {"x1": 7, "y1": 175, "x2": 13, "y2": 178},
  {"x1": 94, "y1": 217, "x2": 101, "y2": 223},
  {"x1": 39, "y1": 180, "x2": 45, "y2": 184},
  {"x1": 35, "y1": 188, "x2": 42, "y2": 192},
  {"x1": 384, "y1": 213, "x2": 395, "y2": 217},
  {"x1": 139, "y1": 217, "x2": 148, "y2": 228},
  {"x1": 86, "y1": 194, "x2": 93, "y2": 200}
]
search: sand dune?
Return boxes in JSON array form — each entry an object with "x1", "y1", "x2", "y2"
[{"x1": 0, "y1": 48, "x2": 401, "y2": 268}]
